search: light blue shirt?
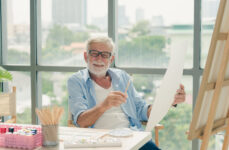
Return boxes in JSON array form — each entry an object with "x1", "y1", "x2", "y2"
[{"x1": 67, "y1": 68, "x2": 150, "y2": 130}]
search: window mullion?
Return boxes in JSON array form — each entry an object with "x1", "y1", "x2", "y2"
[
  {"x1": 30, "y1": 0, "x2": 41, "y2": 124},
  {"x1": 0, "y1": 0, "x2": 7, "y2": 65},
  {"x1": 192, "y1": 0, "x2": 202, "y2": 148},
  {"x1": 108, "y1": 0, "x2": 117, "y2": 68}
]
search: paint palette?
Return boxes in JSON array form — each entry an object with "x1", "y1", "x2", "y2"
[{"x1": 108, "y1": 128, "x2": 133, "y2": 137}]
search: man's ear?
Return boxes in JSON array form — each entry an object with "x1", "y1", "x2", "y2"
[
  {"x1": 110, "y1": 55, "x2": 115, "y2": 64},
  {"x1": 84, "y1": 51, "x2": 88, "y2": 63}
]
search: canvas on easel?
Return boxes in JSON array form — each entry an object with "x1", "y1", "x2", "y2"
[{"x1": 188, "y1": 0, "x2": 229, "y2": 149}]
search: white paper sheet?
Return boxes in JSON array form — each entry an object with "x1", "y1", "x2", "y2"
[{"x1": 145, "y1": 42, "x2": 187, "y2": 131}]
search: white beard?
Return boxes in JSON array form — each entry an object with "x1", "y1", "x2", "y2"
[{"x1": 87, "y1": 60, "x2": 110, "y2": 78}]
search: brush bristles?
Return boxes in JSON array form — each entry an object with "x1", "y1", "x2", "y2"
[{"x1": 35, "y1": 106, "x2": 64, "y2": 125}]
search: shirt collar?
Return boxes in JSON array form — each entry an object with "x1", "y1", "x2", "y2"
[
  {"x1": 83, "y1": 68, "x2": 120, "y2": 83},
  {"x1": 82, "y1": 68, "x2": 90, "y2": 82}
]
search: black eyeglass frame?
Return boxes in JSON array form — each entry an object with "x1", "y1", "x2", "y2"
[{"x1": 88, "y1": 50, "x2": 112, "y2": 59}]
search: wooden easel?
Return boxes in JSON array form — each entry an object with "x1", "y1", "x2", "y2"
[{"x1": 188, "y1": 0, "x2": 229, "y2": 149}]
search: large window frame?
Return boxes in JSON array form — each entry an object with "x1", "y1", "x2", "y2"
[{"x1": 0, "y1": 0, "x2": 203, "y2": 149}]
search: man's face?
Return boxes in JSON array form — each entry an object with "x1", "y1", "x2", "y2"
[{"x1": 84, "y1": 42, "x2": 114, "y2": 77}]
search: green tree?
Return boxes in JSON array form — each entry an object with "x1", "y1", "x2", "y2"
[
  {"x1": 130, "y1": 20, "x2": 151, "y2": 37},
  {"x1": 152, "y1": 104, "x2": 192, "y2": 150},
  {"x1": 74, "y1": 32, "x2": 90, "y2": 42},
  {"x1": 46, "y1": 25, "x2": 73, "y2": 48},
  {"x1": 17, "y1": 107, "x2": 31, "y2": 124},
  {"x1": 7, "y1": 49, "x2": 29, "y2": 65},
  {"x1": 45, "y1": 24, "x2": 89, "y2": 49},
  {"x1": 46, "y1": 25, "x2": 89, "y2": 48},
  {"x1": 118, "y1": 35, "x2": 168, "y2": 67},
  {"x1": 86, "y1": 24, "x2": 101, "y2": 32},
  {"x1": 42, "y1": 74, "x2": 55, "y2": 98},
  {"x1": 42, "y1": 24, "x2": 89, "y2": 64}
]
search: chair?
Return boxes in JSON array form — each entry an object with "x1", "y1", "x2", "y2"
[
  {"x1": 0, "y1": 86, "x2": 16, "y2": 123},
  {"x1": 68, "y1": 111, "x2": 164, "y2": 147},
  {"x1": 142, "y1": 121, "x2": 164, "y2": 147},
  {"x1": 68, "y1": 110, "x2": 76, "y2": 127}
]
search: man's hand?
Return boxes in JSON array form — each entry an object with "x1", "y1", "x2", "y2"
[
  {"x1": 146, "y1": 84, "x2": 186, "y2": 119},
  {"x1": 172, "y1": 84, "x2": 186, "y2": 106},
  {"x1": 101, "y1": 91, "x2": 127, "y2": 110}
]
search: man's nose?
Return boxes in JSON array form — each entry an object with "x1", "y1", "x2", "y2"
[{"x1": 95, "y1": 54, "x2": 103, "y2": 60}]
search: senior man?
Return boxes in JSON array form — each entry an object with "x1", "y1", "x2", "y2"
[{"x1": 68, "y1": 36, "x2": 185, "y2": 150}]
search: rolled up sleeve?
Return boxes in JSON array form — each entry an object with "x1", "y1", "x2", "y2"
[
  {"x1": 123, "y1": 73, "x2": 150, "y2": 122},
  {"x1": 68, "y1": 77, "x2": 89, "y2": 127},
  {"x1": 131, "y1": 82, "x2": 150, "y2": 121}
]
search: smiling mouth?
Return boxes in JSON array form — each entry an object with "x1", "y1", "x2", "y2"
[{"x1": 93, "y1": 64, "x2": 104, "y2": 67}]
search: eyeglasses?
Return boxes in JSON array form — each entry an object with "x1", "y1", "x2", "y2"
[{"x1": 88, "y1": 50, "x2": 112, "y2": 59}]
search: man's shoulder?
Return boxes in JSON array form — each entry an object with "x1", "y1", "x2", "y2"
[
  {"x1": 109, "y1": 68, "x2": 127, "y2": 75},
  {"x1": 68, "y1": 68, "x2": 88, "y2": 83},
  {"x1": 109, "y1": 68, "x2": 129, "y2": 80}
]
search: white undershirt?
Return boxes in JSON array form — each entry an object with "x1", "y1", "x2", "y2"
[{"x1": 92, "y1": 81, "x2": 129, "y2": 129}]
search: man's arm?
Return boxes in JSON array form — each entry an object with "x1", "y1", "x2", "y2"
[
  {"x1": 77, "y1": 91, "x2": 127, "y2": 127},
  {"x1": 125, "y1": 74, "x2": 150, "y2": 121},
  {"x1": 77, "y1": 103, "x2": 106, "y2": 128}
]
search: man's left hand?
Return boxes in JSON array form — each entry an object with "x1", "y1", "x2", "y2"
[{"x1": 172, "y1": 84, "x2": 186, "y2": 106}]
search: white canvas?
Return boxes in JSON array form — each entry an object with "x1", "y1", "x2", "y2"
[{"x1": 145, "y1": 42, "x2": 187, "y2": 131}]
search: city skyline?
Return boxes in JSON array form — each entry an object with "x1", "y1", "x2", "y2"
[
  {"x1": 7, "y1": 0, "x2": 219, "y2": 26},
  {"x1": 8, "y1": 0, "x2": 219, "y2": 26}
]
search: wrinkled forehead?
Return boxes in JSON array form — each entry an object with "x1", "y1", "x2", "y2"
[{"x1": 88, "y1": 42, "x2": 113, "y2": 53}]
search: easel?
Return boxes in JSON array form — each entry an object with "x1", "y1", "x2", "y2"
[{"x1": 188, "y1": 0, "x2": 229, "y2": 149}]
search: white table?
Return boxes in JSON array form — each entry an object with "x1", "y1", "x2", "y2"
[{"x1": 0, "y1": 126, "x2": 152, "y2": 150}]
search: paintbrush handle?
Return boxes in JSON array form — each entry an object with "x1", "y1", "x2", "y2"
[{"x1": 125, "y1": 80, "x2": 130, "y2": 94}]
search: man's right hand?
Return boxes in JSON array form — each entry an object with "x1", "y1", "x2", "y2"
[{"x1": 101, "y1": 91, "x2": 127, "y2": 110}]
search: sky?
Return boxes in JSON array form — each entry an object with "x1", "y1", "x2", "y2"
[{"x1": 9, "y1": 0, "x2": 217, "y2": 26}]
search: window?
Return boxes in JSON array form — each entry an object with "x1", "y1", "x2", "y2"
[
  {"x1": 40, "y1": 72, "x2": 72, "y2": 126},
  {"x1": 9, "y1": 71, "x2": 31, "y2": 124},
  {"x1": 132, "y1": 75, "x2": 192, "y2": 150},
  {"x1": 40, "y1": 0, "x2": 108, "y2": 66},
  {"x1": 4, "y1": 0, "x2": 30, "y2": 65},
  {"x1": 117, "y1": 0, "x2": 194, "y2": 68},
  {"x1": 201, "y1": 0, "x2": 220, "y2": 68}
]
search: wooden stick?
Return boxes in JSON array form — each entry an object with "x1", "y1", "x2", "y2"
[
  {"x1": 188, "y1": 0, "x2": 227, "y2": 140},
  {"x1": 53, "y1": 106, "x2": 59, "y2": 123},
  {"x1": 46, "y1": 107, "x2": 53, "y2": 124},
  {"x1": 125, "y1": 80, "x2": 131, "y2": 94},
  {"x1": 201, "y1": 32, "x2": 229, "y2": 150},
  {"x1": 222, "y1": 110, "x2": 229, "y2": 150},
  {"x1": 36, "y1": 109, "x2": 46, "y2": 125},
  {"x1": 57, "y1": 108, "x2": 64, "y2": 124},
  {"x1": 42, "y1": 107, "x2": 50, "y2": 125},
  {"x1": 35, "y1": 109, "x2": 42, "y2": 124},
  {"x1": 35, "y1": 106, "x2": 64, "y2": 125},
  {"x1": 222, "y1": 119, "x2": 229, "y2": 150}
]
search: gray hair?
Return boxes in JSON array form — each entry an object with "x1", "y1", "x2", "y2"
[{"x1": 86, "y1": 36, "x2": 115, "y2": 54}]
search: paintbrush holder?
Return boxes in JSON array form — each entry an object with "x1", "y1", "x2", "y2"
[{"x1": 42, "y1": 124, "x2": 59, "y2": 147}]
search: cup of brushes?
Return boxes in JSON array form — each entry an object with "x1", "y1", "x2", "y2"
[{"x1": 36, "y1": 106, "x2": 64, "y2": 147}]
